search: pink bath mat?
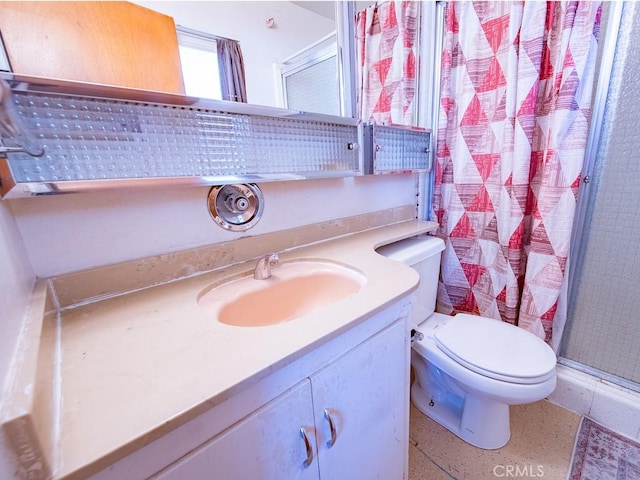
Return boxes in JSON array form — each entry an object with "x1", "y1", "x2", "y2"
[{"x1": 569, "y1": 417, "x2": 640, "y2": 480}]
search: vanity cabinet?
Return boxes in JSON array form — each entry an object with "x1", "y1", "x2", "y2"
[
  {"x1": 152, "y1": 320, "x2": 407, "y2": 480},
  {"x1": 153, "y1": 380, "x2": 320, "y2": 480},
  {"x1": 311, "y1": 319, "x2": 406, "y2": 479}
]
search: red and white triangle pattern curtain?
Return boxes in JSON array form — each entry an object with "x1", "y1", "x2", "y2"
[
  {"x1": 433, "y1": 1, "x2": 602, "y2": 348},
  {"x1": 356, "y1": 1, "x2": 419, "y2": 125}
]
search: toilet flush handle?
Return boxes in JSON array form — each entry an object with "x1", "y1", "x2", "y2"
[{"x1": 411, "y1": 329, "x2": 424, "y2": 343}]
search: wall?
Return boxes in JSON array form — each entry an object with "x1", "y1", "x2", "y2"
[
  {"x1": 2, "y1": 173, "x2": 417, "y2": 475},
  {"x1": 3, "y1": 173, "x2": 417, "y2": 475},
  {"x1": 561, "y1": 2, "x2": 640, "y2": 385},
  {"x1": 10, "y1": 175, "x2": 418, "y2": 278},
  {"x1": 136, "y1": 1, "x2": 335, "y2": 108},
  {"x1": 0, "y1": 2, "x2": 421, "y2": 476},
  {"x1": 0, "y1": 202, "x2": 36, "y2": 479}
]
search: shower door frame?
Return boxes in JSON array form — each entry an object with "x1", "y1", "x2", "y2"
[{"x1": 558, "y1": 1, "x2": 637, "y2": 392}]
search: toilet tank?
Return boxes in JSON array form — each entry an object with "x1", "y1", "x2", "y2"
[{"x1": 376, "y1": 235, "x2": 446, "y2": 325}]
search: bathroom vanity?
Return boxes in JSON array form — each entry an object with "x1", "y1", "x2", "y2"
[
  {"x1": 99, "y1": 304, "x2": 408, "y2": 480},
  {"x1": 3, "y1": 218, "x2": 438, "y2": 480}
]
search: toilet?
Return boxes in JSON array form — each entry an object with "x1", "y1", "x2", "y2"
[{"x1": 377, "y1": 235, "x2": 557, "y2": 449}]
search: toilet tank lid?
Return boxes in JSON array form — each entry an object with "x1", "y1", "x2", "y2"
[{"x1": 376, "y1": 235, "x2": 445, "y2": 265}]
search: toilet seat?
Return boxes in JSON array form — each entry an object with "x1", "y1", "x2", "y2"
[{"x1": 433, "y1": 314, "x2": 557, "y2": 385}]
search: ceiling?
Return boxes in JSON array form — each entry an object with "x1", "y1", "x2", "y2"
[{"x1": 291, "y1": 1, "x2": 335, "y2": 20}]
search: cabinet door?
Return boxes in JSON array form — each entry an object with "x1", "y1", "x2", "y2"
[
  {"x1": 153, "y1": 379, "x2": 320, "y2": 480},
  {"x1": 311, "y1": 320, "x2": 408, "y2": 480}
]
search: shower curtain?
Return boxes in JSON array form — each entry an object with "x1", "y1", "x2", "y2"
[
  {"x1": 356, "y1": 1, "x2": 419, "y2": 125},
  {"x1": 433, "y1": 1, "x2": 601, "y2": 349}
]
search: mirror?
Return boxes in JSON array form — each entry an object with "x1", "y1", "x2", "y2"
[
  {"x1": 0, "y1": 1, "x2": 356, "y2": 118},
  {"x1": 137, "y1": 1, "x2": 351, "y2": 116}
]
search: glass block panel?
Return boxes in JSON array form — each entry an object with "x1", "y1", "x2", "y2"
[
  {"x1": 6, "y1": 91, "x2": 360, "y2": 183},
  {"x1": 370, "y1": 124, "x2": 431, "y2": 173}
]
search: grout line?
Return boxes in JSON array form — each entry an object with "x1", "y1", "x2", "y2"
[
  {"x1": 412, "y1": 440, "x2": 458, "y2": 480},
  {"x1": 431, "y1": 460, "x2": 458, "y2": 480}
]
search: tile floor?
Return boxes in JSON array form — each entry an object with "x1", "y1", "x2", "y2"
[{"x1": 408, "y1": 399, "x2": 581, "y2": 480}]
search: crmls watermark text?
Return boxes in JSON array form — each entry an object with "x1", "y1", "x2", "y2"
[{"x1": 493, "y1": 464, "x2": 545, "y2": 477}]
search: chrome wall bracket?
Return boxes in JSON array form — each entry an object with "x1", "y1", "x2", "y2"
[
  {"x1": 0, "y1": 79, "x2": 44, "y2": 157},
  {"x1": 207, "y1": 184, "x2": 264, "y2": 231}
]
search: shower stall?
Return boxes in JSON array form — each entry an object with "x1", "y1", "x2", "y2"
[{"x1": 560, "y1": 1, "x2": 640, "y2": 392}]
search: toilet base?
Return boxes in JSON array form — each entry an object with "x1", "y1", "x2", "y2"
[{"x1": 411, "y1": 382, "x2": 511, "y2": 449}]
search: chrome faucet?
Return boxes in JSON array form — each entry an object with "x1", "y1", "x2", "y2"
[{"x1": 254, "y1": 253, "x2": 279, "y2": 280}]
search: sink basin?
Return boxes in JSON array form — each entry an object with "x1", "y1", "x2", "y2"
[{"x1": 197, "y1": 259, "x2": 366, "y2": 327}]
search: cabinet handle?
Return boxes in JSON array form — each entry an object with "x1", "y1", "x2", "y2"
[
  {"x1": 324, "y1": 409, "x2": 337, "y2": 448},
  {"x1": 299, "y1": 427, "x2": 314, "y2": 468}
]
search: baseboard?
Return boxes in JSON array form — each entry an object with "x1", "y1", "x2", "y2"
[{"x1": 547, "y1": 363, "x2": 640, "y2": 441}]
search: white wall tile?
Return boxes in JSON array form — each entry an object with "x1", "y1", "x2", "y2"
[
  {"x1": 589, "y1": 380, "x2": 640, "y2": 440},
  {"x1": 547, "y1": 365, "x2": 596, "y2": 416},
  {"x1": 549, "y1": 365, "x2": 640, "y2": 439}
]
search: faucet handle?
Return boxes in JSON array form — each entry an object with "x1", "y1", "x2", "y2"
[
  {"x1": 254, "y1": 252, "x2": 280, "y2": 279},
  {"x1": 266, "y1": 253, "x2": 279, "y2": 266}
]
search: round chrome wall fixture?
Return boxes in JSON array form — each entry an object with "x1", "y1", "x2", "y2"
[{"x1": 207, "y1": 184, "x2": 264, "y2": 231}]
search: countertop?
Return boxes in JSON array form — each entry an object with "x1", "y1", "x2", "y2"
[{"x1": 57, "y1": 220, "x2": 438, "y2": 478}]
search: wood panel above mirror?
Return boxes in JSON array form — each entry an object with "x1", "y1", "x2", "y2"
[{"x1": 0, "y1": 1, "x2": 185, "y2": 94}]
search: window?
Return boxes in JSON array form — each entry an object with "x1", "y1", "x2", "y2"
[
  {"x1": 176, "y1": 26, "x2": 222, "y2": 100},
  {"x1": 276, "y1": 33, "x2": 340, "y2": 116}
]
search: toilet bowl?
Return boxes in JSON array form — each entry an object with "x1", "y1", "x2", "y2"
[
  {"x1": 411, "y1": 312, "x2": 556, "y2": 448},
  {"x1": 377, "y1": 235, "x2": 557, "y2": 449}
]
